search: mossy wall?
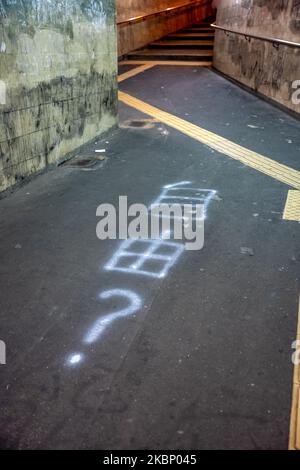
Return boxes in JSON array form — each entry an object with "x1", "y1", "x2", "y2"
[
  {"x1": 0, "y1": 0, "x2": 118, "y2": 192},
  {"x1": 213, "y1": 0, "x2": 300, "y2": 114}
]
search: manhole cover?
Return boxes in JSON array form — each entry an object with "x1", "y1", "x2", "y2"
[
  {"x1": 60, "y1": 155, "x2": 106, "y2": 170},
  {"x1": 120, "y1": 119, "x2": 157, "y2": 129}
]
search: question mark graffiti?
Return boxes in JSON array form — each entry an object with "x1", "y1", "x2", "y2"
[
  {"x1": 84, "y1": 289, "x2": 142, "y2": 344},
  {"x1": 67, "y1": 289, "x2": 142, "y2": 366}
]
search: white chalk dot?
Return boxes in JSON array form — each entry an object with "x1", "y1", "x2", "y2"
[{"x1": 67, "y1": 353, "x2": 84, "y2": 366}]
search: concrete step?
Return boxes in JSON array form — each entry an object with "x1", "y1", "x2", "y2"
[
  {"x1": 182, "y1": 28, "x2": 214, "y2": 33},
  {"x1": 149, "y1": 40, "x2": 214, "y2": 50},
  {"x1": 127, "y1": 48, "x2": 213, "y2": 61},
  {"x1": 168, "y1": 33, "x2": 215, "y2": 40},
  {"x1": 188, "y1": 22, "x2": 214, "y2": 28}
]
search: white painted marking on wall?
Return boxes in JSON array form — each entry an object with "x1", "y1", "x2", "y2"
[{"x1": 84, "y1": 289, "x2": 142, "y2": 344}]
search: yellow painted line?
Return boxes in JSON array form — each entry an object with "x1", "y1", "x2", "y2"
[
  {"x1": 119, "y1": 91, "x2": 300, "y2": 190},
  {"x1": 289, "y1": 298, "x2": 300, "y2": 450},
  {"x1": 118, "y1": 64, "x2": 155, "y2": 83},
  {"x1": 119, "y1": 60, "x2": 212, "y2": 67},
  {"x1": 283, "y1": 191, "x2": 300, "y2": 221}
]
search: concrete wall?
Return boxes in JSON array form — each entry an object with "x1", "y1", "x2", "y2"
[
  {"x1": 117, "y1": 0, "x2": 215, "y2": 57},
  {"x1": 0, "y1": 0, "x2": 118, "y2": 192},
  {"x1": 117, "y1": 0, "x2": 207, "y2": 22},
  {"x1": 213, "y1": 0, "x2": 300, "y2": 114}
]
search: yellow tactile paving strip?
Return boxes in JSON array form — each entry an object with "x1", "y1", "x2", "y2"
[
  {"x1": 118, "y1": 64, "x2": 155, "y2": 83},
  {"x1": 289, "y1": 298, "x2": 300, "y2": 450},
  {"x1": 283, "y1": 191, "x2": 300, "y2": 222},
  {"x1": 119, "y1": 91, "x2": 300, "y2": 190}
]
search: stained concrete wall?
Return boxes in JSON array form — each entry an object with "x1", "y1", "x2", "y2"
[
  {"x1": 118, "y1": 0, "x2": 203, "y2": 22},
  {"x1": 117, "y1": 0, "x2": 215, "y2": 57},
  {"x1": 0, "y1": 0, "x2": 118, "y2": 192},
  {"x1": 213, "y1": 0, "x2": 300, "y2": 114}
]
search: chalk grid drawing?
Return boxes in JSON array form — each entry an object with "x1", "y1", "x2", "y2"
[
  {"x1": 152, "y1": 181, "x2": 216, "y2": 220},
  {"x1": 105, "y1": 238, "x2": 185, "y2": 279},
  {"x1": 105, "y1": 182, "x2": 216, "y2": 278}
]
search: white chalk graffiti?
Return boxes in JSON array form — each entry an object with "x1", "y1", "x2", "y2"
[
  {"x1": 152, "y1": 182, "x2": 216, "y2": 219},
  {"x1": 67, "y1": 352, "x2": 84, "y2": 366},
  {"x1": 84, "y1": 289, "x2": 142, "y2": 344},
  {"x1": 66, "y1": 289, "x2": 142, "y2": 367},
  {"x1": 105, "y1": 238, "x2": 185, "y2": 279},
  {"x1": 104, "y1": 182, "x2": 216, "y2": 276},
  {"x1": 66, "y1": 182, "x2": 216, "y2": 366},
  {"x1": 151, "y1": 182, "x2": 216, "y2": 250}
]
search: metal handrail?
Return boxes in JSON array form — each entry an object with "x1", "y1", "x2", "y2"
[
  {"x1": 117, "y1": 0, "x2": 210, "y2": 27},
  {"x1": 211, "y1": 23, "x2": 300, "y2": 49}
]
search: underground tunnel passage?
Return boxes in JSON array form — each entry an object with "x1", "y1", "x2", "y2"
[{"x1": 0, "y1": 0, "x2": 300, "y2": 457}]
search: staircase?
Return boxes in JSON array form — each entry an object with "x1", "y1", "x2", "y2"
[{"x1": 126, "y1": 19, "x2": 215, "y2": 65}]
